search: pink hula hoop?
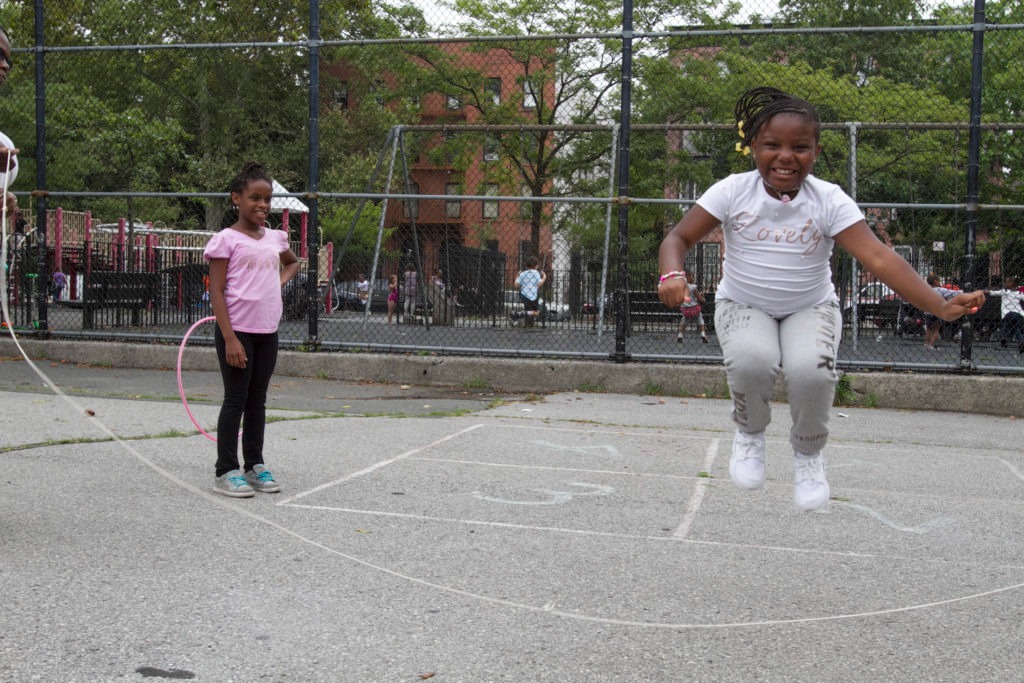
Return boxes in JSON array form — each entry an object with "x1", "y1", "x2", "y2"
[{"x1": 177, "y1": 316, "x2": 219, "y2": 442}]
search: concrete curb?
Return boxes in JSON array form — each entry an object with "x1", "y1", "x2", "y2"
[{"x1": 3, "y1": 338, "x2": 1023, "y2": 417}]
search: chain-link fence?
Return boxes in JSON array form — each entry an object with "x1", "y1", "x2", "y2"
[{"x1": 3, "y1": 1, "x2": 1023, "y2": 374}]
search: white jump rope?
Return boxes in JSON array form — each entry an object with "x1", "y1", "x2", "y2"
[{"x1": 2, "y1": 152, "x2": 1020, "y2": 630}]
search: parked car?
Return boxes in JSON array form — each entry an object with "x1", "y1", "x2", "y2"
[
  {"x1": 843, "y1": 281, "x2": 899, "y2": 327},
  {"x1": 332, "y1": 279, "x2": 390, "y2": 313}
]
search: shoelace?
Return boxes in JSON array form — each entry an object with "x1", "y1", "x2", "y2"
[
  {"x1": 794, "y1": 456, "x2": 824, "y2": 482},
  {"x1": 254, "y1": 470, "x2": 275, "y2": 483},
  {"x1": 227, "y1": 474, "x2": 248, "y2": 488},
  {"x1": 736, "y1": 433, "x2": 764, "y2": 460}
]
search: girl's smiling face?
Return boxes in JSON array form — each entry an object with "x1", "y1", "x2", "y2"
[
  {"x1": 749, "y1": 113, "x2": 822, "y2": 195},
  {"x1": 232, "y1": 179, "x2": 272, "y2": 227}
]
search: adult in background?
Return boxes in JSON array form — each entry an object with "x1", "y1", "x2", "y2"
[{"x1": 402, "y1": 263, "x2": 418, "y2": 323}]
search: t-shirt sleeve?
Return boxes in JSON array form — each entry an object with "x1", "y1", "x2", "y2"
[
  {"x1": 275, "y1": 229, "x2": 290, "y2": 253},
  {"x1": 203, "y1": 232, "x2": 231, "y2": 261},
  {"x1": 824, "y1": 185, "x2": 865, "y2": 237},
  {"x1": 694, "y1": 176, "x2": 734, "y2": 222}
]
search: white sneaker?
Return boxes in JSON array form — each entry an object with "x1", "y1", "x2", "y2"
[
  {"x1": 729, "y1": 430, "x2": 766, "y2": 490},
  {"x1": 793, "y1": 451, "x2": 830, "y2": 511}
]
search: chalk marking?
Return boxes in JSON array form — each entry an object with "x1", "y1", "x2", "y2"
[
  {"x1": 274, "y1": 424, "x2": 484, "y2": 505},
  {"x1": 472, "y1": 482, "x2": 614, "y2": 506},
  {"x1": 999, "y1": 458, "x2": 1024, "y2": 484},
  {"x1": 674, "y1": 438, "x2": 720, "y2": 538},
  {"x1": 529, "y1": 439, "x2": 622, "y2": 458},
  {"x1": 833, "y1": 501, "x2": 953, "y2": 534},
  {"x1": 278, "y1": 501, "x2": 879, "y2": 559},
  {"x1": 415, "y1": 457, "x2": 694, "y2": 480}
]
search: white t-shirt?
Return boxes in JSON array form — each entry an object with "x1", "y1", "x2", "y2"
[
  {"x1": 990, "y1": 288, "x2": 1024, "y2": 318},
  {"x1": 697, "y1": 171, "x2": 864, "y2": 317},
  {"x1": 0, "y1": 130, "x2": 18, "y2": 188}
]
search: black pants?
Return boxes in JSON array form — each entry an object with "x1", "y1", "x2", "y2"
[{"x1": 214, "y1": 328, "x2": 278, "y2": 477}]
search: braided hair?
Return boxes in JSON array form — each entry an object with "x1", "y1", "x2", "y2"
[
  {"x1": 734, "y1": 87, "x2": 820, "y2": 153},
  {"x1": 228, "y1": 161, "x2": 272, "y2": 195}
]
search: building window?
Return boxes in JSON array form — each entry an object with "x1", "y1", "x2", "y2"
[
  {"x1": 522, "y1": 80, "x2": 537, "y2": 110},
  {"x1": 405, "y1": 182, "x2": 419, "y2": 219},
  {"x1": 483, "y1": 183, "x2": 499, "y2": 219},
  {"x1": 486, "y1": 77, "x2": 501, "y2": 106},
  {"x1": 446, "y1": 93, "x2": 461, "y2": 110},
  {"x1": 442, "y1": 130, "x2": 458, "y2": 164},
  {"x1": 445, "y1": 183, "x2": 461, "y2": 218},
  {"x1": 519, "y1": 183, "x2": 533, "y2": 220},
  {"x1": 333, "y1": 81, "x2": 348, "y2": 110},
  {"x1": 483, "y1": 134, "x2": 499, "y2": 162}
]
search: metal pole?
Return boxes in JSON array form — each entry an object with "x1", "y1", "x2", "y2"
[
  {"x1": 306, "y1": 0, "x2": 321, "y2": 347},
  {"x1": 596, "y1": 124, "x2": 618, "y2": 339},
  {"x1": 34, "y1": 0, "x2": 48, "y2": 332},
  {"x1": 847, "y1": 122, "x2": 859, "y2": 350},
  {"x1": 612, "y1": 0, "x2": 633, "y2": 362},
  {"x1": 960, "y1": 0, "x2": 984, "y2": 369}
]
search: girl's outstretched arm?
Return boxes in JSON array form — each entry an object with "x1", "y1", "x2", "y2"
[
  {"x1": 836, "y1": 221, "x2": 984, "y2": 321},
  {"x1": 658, "y1": 205, "x2": 720, "y2": 308}
]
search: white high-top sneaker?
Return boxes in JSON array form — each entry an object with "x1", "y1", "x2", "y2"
[
  {"x1": 729, "y1": 429, "x2": 767, "y2": 490},
  {"x1": 793, "y1": 451, "x2": 830, "y2": 511}
]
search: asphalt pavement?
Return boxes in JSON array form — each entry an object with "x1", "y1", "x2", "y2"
[{"x1": 1, "y1": 354, "x2": 1023, "y2": 682}]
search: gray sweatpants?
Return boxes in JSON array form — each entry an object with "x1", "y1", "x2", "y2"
[{"x1": 713, "y1": 298, "x2": 842, "y2": 454}]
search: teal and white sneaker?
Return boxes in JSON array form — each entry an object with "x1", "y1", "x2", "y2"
[
  {"x1": 244, "y1": 464, "x2": 281, "y2": 493},
  {"x1": 214, "y1": 470, "x2": 255, "y2": 498}
]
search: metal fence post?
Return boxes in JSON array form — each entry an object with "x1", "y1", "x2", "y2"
[
  {"x1": 960, "y1": 0, "x2": 985, "y2": 370},
  {"x1": 306, "y1": 0, "x2": 321, "y2": 349},
  {"x1": 612, "y1": 0, "x2": 633, "y2": 363}
]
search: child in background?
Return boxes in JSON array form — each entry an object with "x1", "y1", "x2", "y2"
[
  {"x1": 50, "y1": 269, "x2": 66, "y2": 302},
  {"x1": 658, "y1": 87, "x2": 983, "y2": 511},
  {"x1": 386, "y1": 273, "x2": 399, "y2": 324},
  {"x1": 204, "y1": 162, "x2": 300, "y2": 498},
  {"x1": 923, "y1": 273, "x2": 960, "y2": 350},
  {"x1": 515, "y1": 256, "x2": 546, "y2": 327},
  {"x1": 676, "y1": 274, "x2": 708, "y2": 344},
  {"x1": 356, "y1": 273, "x2": 369, "y2": 303}
]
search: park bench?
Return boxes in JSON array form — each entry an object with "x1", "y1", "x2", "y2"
[
  {"x1": 82, "y1": 272, "x2": 161, "y2": 329},
  {"x1": 625, "y1": 290, "x2": 715, "y2": 332}
]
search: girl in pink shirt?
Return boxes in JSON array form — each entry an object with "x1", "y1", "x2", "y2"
[{"x1": 204, "y1": 162, "x2": 299, "y2": 498}]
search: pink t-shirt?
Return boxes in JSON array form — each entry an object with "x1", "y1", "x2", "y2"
[{"x1": 203, "y1": 227, "x2": 289, "y2": 333}]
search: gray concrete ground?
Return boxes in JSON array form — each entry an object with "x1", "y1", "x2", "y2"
[{"x1": 1, "y1": 347, "x2": 1024, "y2": 682}]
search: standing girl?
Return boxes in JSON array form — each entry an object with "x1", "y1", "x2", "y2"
[
  {"x1": 386, "y1": 273, "x2": 399, "y2": 324},
  {"x1": 676, "y1": 274, "x2": 708, "y2": 343},
  {"x1": 204, "y1": 162, "x2": 300, "y2": 497},
  {"x1": 658, "y1": 87, "x2": 983, "y2": 511}
]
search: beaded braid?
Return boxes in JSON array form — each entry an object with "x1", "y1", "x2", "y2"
[{"x1": 733, "y1": 87, "x2": 820, "y2": 155}]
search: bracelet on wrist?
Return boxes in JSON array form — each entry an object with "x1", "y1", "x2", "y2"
[{"x1": 657, "y1": 270, "x2": 687, "y2": 287}]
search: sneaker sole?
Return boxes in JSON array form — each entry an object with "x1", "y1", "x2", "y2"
[
  {"x1": 213, "y1": 486, "x2": 255, "y2": 498},
  {"x1": 729, "y1": 462, "x2": 766, "y2": 490},
  {"x1": 794, "y1": 485, "x2": 830, "y2": 512}
]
